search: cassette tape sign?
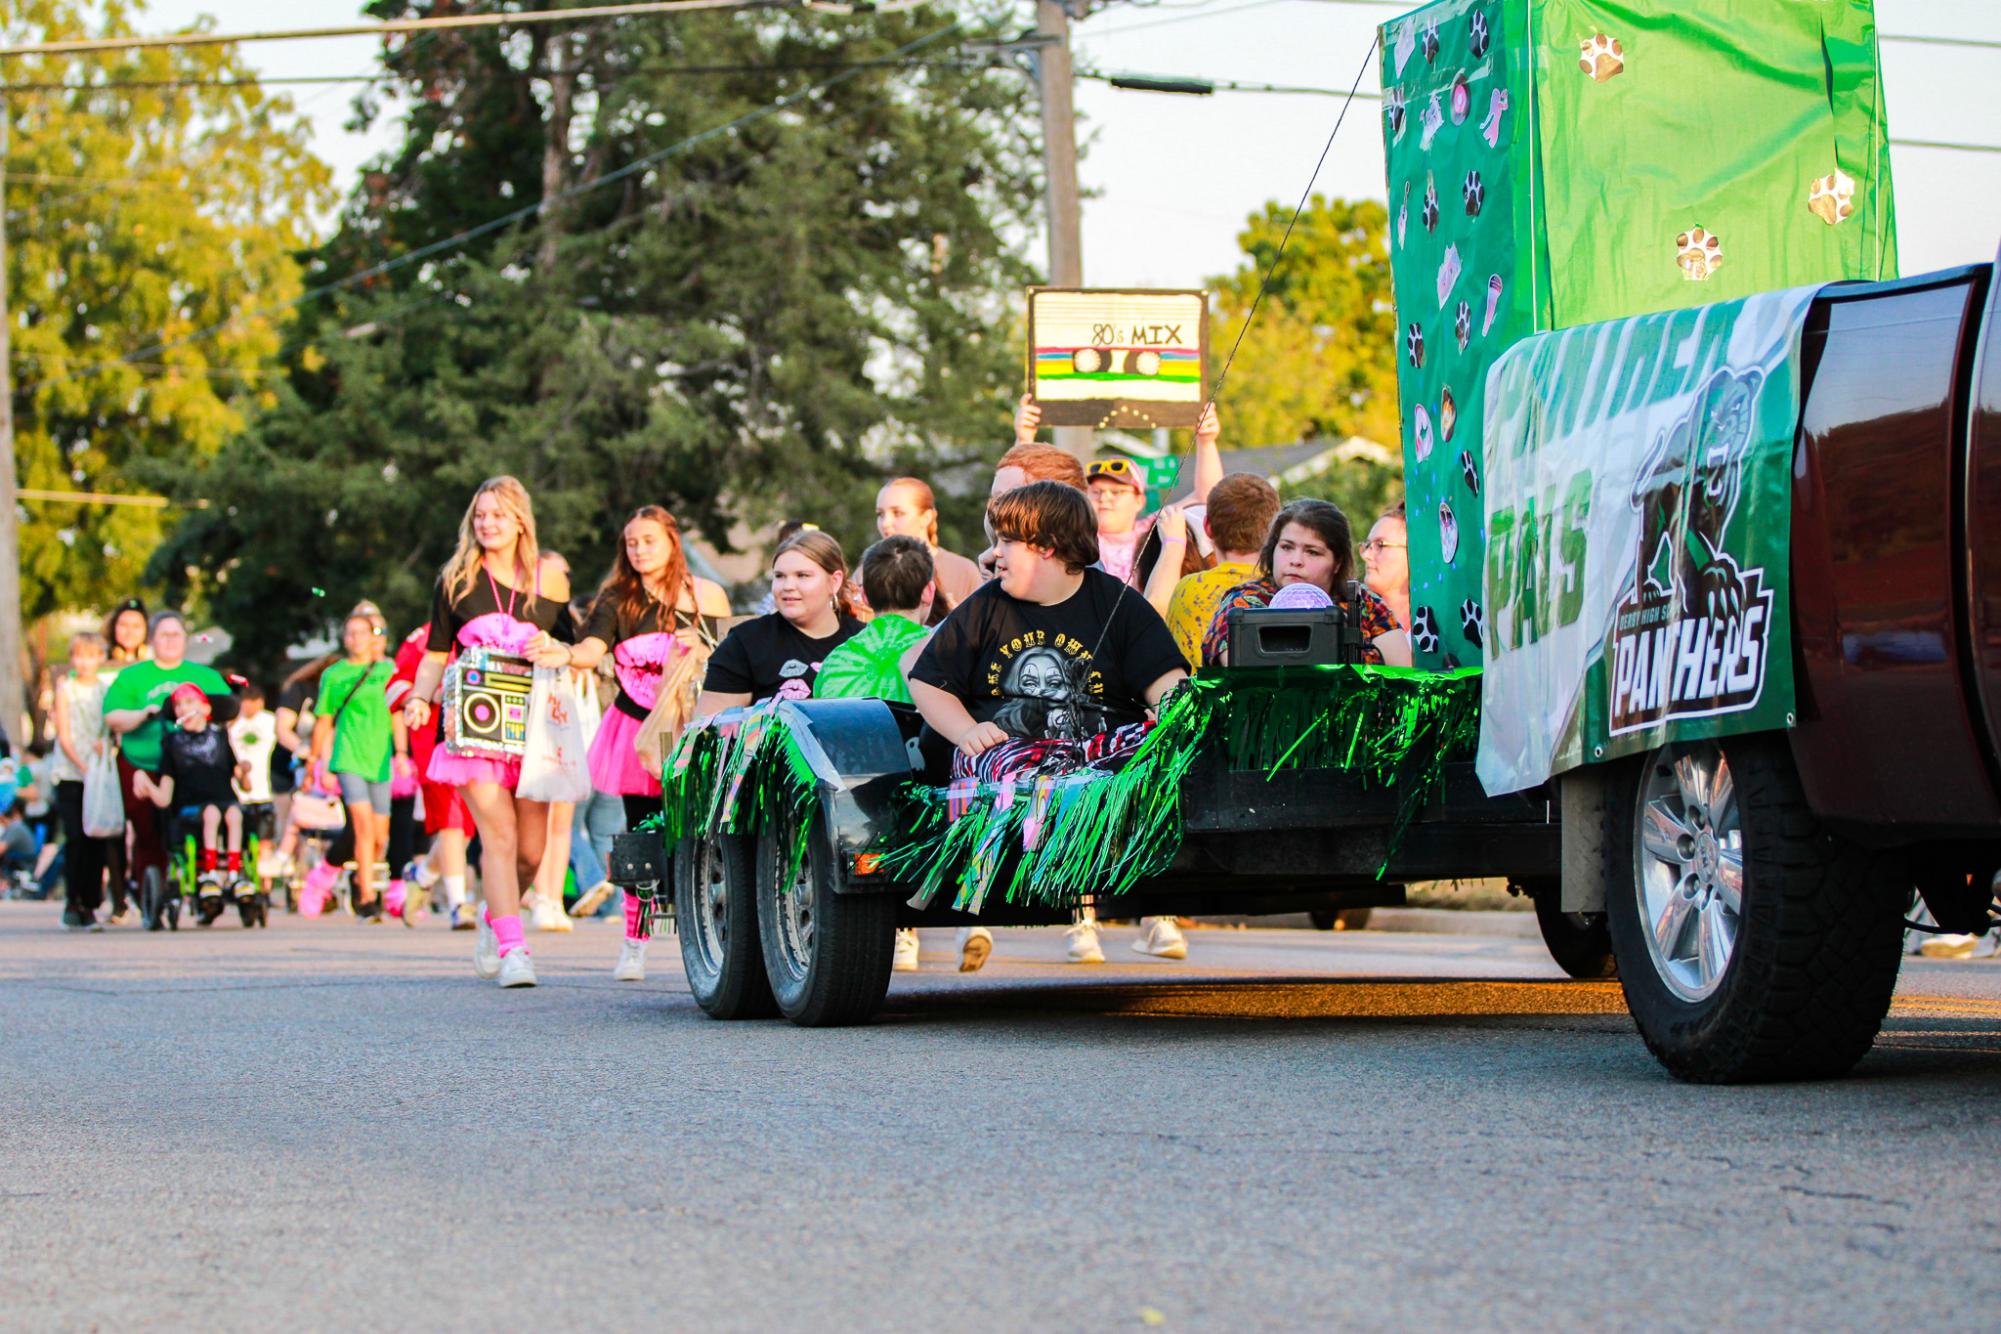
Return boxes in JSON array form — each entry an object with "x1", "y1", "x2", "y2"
[{"x1": 1028, "y1": 288, "x2": 1209, "y2": 429}]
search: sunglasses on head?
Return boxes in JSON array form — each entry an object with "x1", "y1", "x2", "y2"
[{"x1": 1086, "y1": 458, "x2": 1140, "y2": 482}]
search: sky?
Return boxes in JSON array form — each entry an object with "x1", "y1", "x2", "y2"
[{"x1": 140, "y1": 0, "x2": 2001, "y2": 290}]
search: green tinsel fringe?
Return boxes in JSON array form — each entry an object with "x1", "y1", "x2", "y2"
[
  {"x1": 659, "y1": 703, "x2": 821, "y2": 880},
  {"x1": 874, "y1": 666, "x2": 1483, "y2": 913}
]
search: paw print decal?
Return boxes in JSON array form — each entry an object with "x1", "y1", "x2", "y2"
[
  {"x1": 1459, "y1": 448, "x2": 1480, "y2": 497},
  {"x1": 1386, "y1": 87, "x2": 1407, "y2": 144},
  {"x1": 1406, "y1": 321, "x2": 1425, "y2": 369},
  {"x1": 1410, "y1": 605, "x2": 1440, "y2": 656},
  {"x1": 1420, "y1": 21, "x2": 1440, "y2": 64},
  {"x1": 1579, "y1": 33, "x2": 1624, "y2": 82},
  {"x1": 1454, "y1": 299, "x2": 1472, "y2": 351},
  {"x1": 1463, "y1": 170, "x2": 1485, "y2": 218},
  {"x1": 1460, "y1": 599, "x2": 1485, "y2": 651},
  {"x1": 1808, "y1": 168, "x2": 1855, "y2": 225},
  {"x1": 1676, "y1": 227, "x2": 1724, "y2": 281},
  {"x1": 1468, "y1": 10, "x2": 1491, "y2": 58},
  {"x1": 1421, "y1": 175, "x2": 1440, "y2": 232}
]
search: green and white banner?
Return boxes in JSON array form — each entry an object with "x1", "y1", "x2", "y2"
[{"x1": 1476, "y1": 285, "x2": 1821, "y2": 795}]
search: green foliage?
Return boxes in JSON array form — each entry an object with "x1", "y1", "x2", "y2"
[
  {"x1": 1209, "y1": 195, "x2": 1402, "y2": 512},
  {"x1": 7, "y1": 0, "x2": 330, "y2": 621},
  {"x1": 158, "y1": 4, "x2": 1043, "y2": 666}
]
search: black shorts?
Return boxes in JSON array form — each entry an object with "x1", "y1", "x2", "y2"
[{"x1": 240, "y1": 801, "x2": 276, "y2": 842}]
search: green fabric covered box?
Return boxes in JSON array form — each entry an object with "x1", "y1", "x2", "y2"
[{"x1": 1378, "y1": 0, "x2": 1897, "y2": 668}]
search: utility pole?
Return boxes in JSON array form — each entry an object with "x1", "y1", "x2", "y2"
[
  {"x1": 0, "y1": 101, "x2": 23, "y2": 751},
  {"x1": 1032, "y1": 0, "x2": 1092, "y2": 462}
]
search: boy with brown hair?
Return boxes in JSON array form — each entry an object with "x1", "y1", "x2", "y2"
[{"x1": 1163, "y1": 472, "x2": 1283, "y2": 666}]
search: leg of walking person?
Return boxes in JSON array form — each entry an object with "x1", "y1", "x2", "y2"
[
  {"x1": 116, "y1": 753, "x2": 163, "y2": 921},
  {"x1": 528, "y1": 801, "x2": 574, "y2": 932},
  {"x1": 55, "y1": 780, "x2": 107, "y2": 927},
  {"x1": 459, "y1": 783, "x2": 551, "y2": 985},
  {"x1": 385, "y1": 793, "x2": 419, "y2": 918},
  {"x1": 611, "y1": 793, "x2": 664, "y2": 979}
]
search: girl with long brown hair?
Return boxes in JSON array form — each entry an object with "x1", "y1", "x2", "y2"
[
  {"x1": 404, "y1": 476, "x2": 577, "y2": 989},
  {"x1": 566, "y1": 506, "x2": 730, "y2": 981}
]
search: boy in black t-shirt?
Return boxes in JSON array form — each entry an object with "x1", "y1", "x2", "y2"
[
  {"x1": 134, "y1": 684, "x2": 249, "y2": 890},
  {"x1": 910, "y1": 481, "x2": 1188, "y2": 782}
]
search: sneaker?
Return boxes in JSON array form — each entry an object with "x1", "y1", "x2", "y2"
[
  {"x1": 571, "y1": 879, "x2": 615, "y2": 919},
  {"x1": 107, "y1": 909, "x2": 133, "y2": 927},
  {"x1": 613, "y1": 937, "x2": 648, "y2": 983},
  {"x1": 893, "y1": 928, "x2": 921, "y2": 973},
  {"x1": 957, "y1": 926, "x2": 992, "y2": 973},
  {"x1": 498, "y1": 949, "x2": 538, "y2": 988},
  {"x1": 473, "y1": 914, "x2": 501, "y2": 980},
  {"x1": 1132, "y1": 916, "x2": 1189, "y2": 961},
  {"x1": 531, "y1": 897, "x2": 574, "y2": 933},
  {"x1": 61, "y1": 909, "x2": 84, "y2": 931},
  {"x1": 1065, "y1": 920, "x2": 1104, "y2": 964},
  {"x1": 87, "y1": 918, "x2": 105, "y2": 933},
  {"x1": 1921, "y1": 933, "x2": 1980, "y2": 959},
  {"x1": 451, "y1": 903, "x2": 479, "y2": 932}
]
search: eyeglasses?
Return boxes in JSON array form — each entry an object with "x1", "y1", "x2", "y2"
[{"x1": 1360, "y1": 539, "x2": 1406, "y2": 554}]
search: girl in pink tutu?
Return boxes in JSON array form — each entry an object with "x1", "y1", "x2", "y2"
[
  {"x1": 403, "y1": 477, "x2": 577, "y2": 989},
  {"x1": 567, "y1": 506, "x2": 729, "y2": 982}
]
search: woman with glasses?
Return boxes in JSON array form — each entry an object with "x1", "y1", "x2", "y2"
[{"x1": 1361, "y1": 502, "x2": 1411, "y2": 633}]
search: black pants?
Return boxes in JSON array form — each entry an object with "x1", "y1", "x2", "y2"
[
  {"x1": 55, "y1": 780, "x2": 114, "y2": 919},
  {"x1": 621, "y1": 794, "x2": 663, "y2": 828},
  {"x1": 386, "y1": 794, "x2": 418, "y2": 878}
]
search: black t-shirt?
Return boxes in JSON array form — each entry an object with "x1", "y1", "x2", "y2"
[
  {"x1": 705, "y1": 613, "x2": 864, "y2": 704},
  {"x1": 910, "y1": 568, "x2": 1187, "y2": 743},
  {"x1": 581, "y1": 591, "x2": 711, "y2": 648},
  {"x1": 270, "y1": 674, "x2": 322, "y2": 796},
  {"x1": 160, "y1": 725, "x2": 239, "y2": 810},
  {"x1": 425, "y1": 572, "x2": 576, "y2": 653}
]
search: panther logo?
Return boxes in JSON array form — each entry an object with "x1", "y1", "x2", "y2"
[{"x1": 1628, "y1": 367, "x2": 1764, "y2": 624}]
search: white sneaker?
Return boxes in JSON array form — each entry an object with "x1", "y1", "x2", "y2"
[
  {"x1": 473, "y1": 914, "x2": 501, "y2": 979},
  {"x1": 1065, "y1": 920, "x2": 1105, "y2": 964},
  {"x1": 531, "y1": 897, "x2": 574, "y2": 933},
  {"x1": 451, "y1": 903, "x2": 479, "y2": 932},
  {"x1": 498, "y1": 949, "x2": 538, "y2": 988},
  {"x1": 956, "y1": 926, "x2": 992, "y2": 972},
  {"x1": 614, "y1": 937, "x2": 648, "y2": 982},
  {"x1": 1921, "y1": 933, "x2": 1980, "y2": 959},
  {"x1": 571, "y1": 879, "x2": 615, "y2": 919},
  {"x1": 1132, "y1": 916, "x2": 1189, "y2": 960},
  {"x1": 893, "y1": 928, "x2": 921, "y2": 972}
]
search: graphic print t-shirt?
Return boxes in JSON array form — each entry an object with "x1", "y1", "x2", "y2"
[
  {"x1": 704, "y1": 613, "x2": 865, "y2": 703},
  {"x1": 910, "y1": 568, "x2": 1187, "y2": 743},
  {"x1": 159, "y1": 725, "x2": 239, "y2": 809}
]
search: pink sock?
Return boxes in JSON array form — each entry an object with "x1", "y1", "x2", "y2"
[
  {"x1": 624, "y1": 895, "x2": 650, "y2": 943},
  {"x1": 490, "y1": 913, "x2": 527, "y2": 958}
]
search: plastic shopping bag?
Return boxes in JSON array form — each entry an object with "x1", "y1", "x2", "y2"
[
  {"x1": 517, "y1": 666, "x2": 592, "y2": 804},
  {"x1": 82, "y1": 745, "x2": 126, "y2": 838}
]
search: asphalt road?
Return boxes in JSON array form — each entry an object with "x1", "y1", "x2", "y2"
[{"x1": 6, "y1": 901, "x2": 2001, "y2": 1331}]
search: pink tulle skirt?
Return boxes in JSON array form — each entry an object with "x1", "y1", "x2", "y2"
[
  {"x1": 587, "y1": 708, "x2": 659, "y2": 797},
  {"x1": 426, "y1": 745, "x2": 522, "y2": 791}
]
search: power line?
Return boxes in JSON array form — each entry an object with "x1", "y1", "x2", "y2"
[
  {"x1": 0, "y1": 1, "x2": 935, "y2": 60},
  {"x1": 19, "y1": 20, "x2": 967, "y2": 393}
]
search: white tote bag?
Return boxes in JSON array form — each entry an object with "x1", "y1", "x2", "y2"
[
  {"x1": 516, "y1": 667, "x2": 592, "y2": 804},
  {"x1": 82, "y1": 745, "x2": 126, "y2": 838}
]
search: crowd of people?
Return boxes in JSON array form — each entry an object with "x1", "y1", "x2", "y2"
[{"x1": 14, "y1": 390, "x2": 1418, "y2": 988}]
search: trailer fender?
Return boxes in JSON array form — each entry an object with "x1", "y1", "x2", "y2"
[{"x1": 777, "y1": 699, "x2": 923, "y2": 890}]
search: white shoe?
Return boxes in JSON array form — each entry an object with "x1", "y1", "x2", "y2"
[
  {"x1": 893, "y1": 928, "x2": 921, "y2": 972},
  {"x1": 498, "y1": 949, "x2": 538, "y2": 988},
  {"x1": 571, "y1": 879, "x2": 615, "y2": 919},
  {"x1": 614, "y1": 937, "x2": 648, "y2": 982},
  {"x1": 531, "y1": 897, "x2": 574, "y2": 933},
  {"x1": 956, "y1": 926, "x2": 992, "y2": 972},
  {"x1": 1132, "y1": 916, "x2": 1188, "y2": 960},
  {"x1": 1065, "y1": 920, "x2": 1105, "y2": 964},
  {"x1": 1921, "y1": 933, "x2": 1980, "y2": 959},
  {"x1": 473, "y1": 914, "x2": 501, "y2": 979}
]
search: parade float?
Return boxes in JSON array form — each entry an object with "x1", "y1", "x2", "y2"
[{"x1": 614, "y1": 0, "x2": 2001, "y2": 1083}]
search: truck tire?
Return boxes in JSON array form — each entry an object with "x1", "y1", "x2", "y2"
[
  {"x1": 673, "y1": 834, "x2": 775, "y2": 1020},
  {"x1": 1607, "y1": 735, "x2": 1903, "y2": 1083},
  {"x1": 754, "y1": 818, "x2": 895, "y2": 1027},
  {"x1": 1526, "y1": 880, "x2": 1617, "y2": 979}
]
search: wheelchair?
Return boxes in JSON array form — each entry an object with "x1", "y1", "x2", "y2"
[{"x1": 140, "y1": 805, "x2": 265, "y2": 930}]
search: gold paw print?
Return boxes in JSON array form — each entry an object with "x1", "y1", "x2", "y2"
[
  {"x1": 1676, "y1": 227, "x2": 1724, "y2": 281},
  {"x1": 1579, "y1": 33, "x2": 1624, "y2": 83}
]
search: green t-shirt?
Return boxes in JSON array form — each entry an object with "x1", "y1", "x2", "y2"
[
  {"x1": 102, "y1": 659, "x2": 231, "y2": 772},
  {"x1": 317, "y1": 659, "x2": 395, "y2": 784},
  {"x1": 812, "y1": 614, "x2": 929, "y2": 705}
]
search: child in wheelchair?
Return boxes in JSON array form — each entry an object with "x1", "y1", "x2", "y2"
[{"x1": 133, "y1": 683, "x2": 252, "y2": 918}]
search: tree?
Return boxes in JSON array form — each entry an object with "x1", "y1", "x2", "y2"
[
  {"x1": 7, "y1": 0, "x2": 330, "y2": 623},
  {"x1": 1209, "y1": 195, "x2": 1400, "y2": 451},
  {"x1": 158, "y1": 3, "x2": 1045, "y2": 667}
]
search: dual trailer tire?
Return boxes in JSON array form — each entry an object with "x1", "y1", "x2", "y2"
[
  {"x1": 674, "y1": 834, "x2": 775, "y2": 1020},
  {"x1": 1595, "y1": 734, "x2": 1904, "y2": 1083}
]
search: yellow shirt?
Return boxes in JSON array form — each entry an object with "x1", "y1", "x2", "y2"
[{"x1": 1165, "y1": 561, "x2": 1260, "y2": 668}]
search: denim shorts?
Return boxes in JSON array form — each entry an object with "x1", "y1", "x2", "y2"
[{"x1": 335, "y1": 771, "x2": 393, "y2": 817}]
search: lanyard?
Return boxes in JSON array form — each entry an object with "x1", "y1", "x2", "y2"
[{"x1": 485, "y1": 566, "x2": 521, "y2": 622}]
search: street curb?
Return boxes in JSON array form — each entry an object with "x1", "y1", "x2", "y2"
[{"x1": 1196, "y1": 908, "x2": 1539, "y2": 939}]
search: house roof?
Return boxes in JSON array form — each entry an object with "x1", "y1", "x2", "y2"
[{"x1": 1108, "y1": 436, "x2": 1398, "y2": 504}]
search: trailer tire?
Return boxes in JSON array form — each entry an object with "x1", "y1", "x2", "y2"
[
  {"x1": 1607, "y1": 735, "x2": 1903, "y2": 1083},
  {"x1": 1526, "y1": 880, "x2": 1617, "y2": 979},
  {"x1": 673, "y1": 834, "x2": 775, "y2": 1020},
  {"x1": 754, "y1": 818, "x2": 895, "y2": 1027}
]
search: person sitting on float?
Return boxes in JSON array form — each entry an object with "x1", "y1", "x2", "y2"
[
  {"x1": 1163, "y1": 472, "x2": 1282, "y2": 667},
  {"x1": 1361, "y1": 501, "x2": 1411, "y2": 633},
  {"x1": 697, "y1": 529, "x2": 864, "y2": 716},
  {"x1": 1202, "y1": 499, "x2": 1413, "y2": 668}
]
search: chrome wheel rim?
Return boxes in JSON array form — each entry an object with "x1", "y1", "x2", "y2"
[
  {"x1": 689, "y1": 841, "x2": 728, "y2": 975},
  {"x1": 772, "y1": 848, "x2": 814, "y2": 984},
  {"x1": 1634, "y1": 743, "x2": 1744, "y2": 1002}
]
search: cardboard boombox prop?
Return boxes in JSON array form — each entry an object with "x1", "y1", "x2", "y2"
[
  {"x1": 1026, "y1": 287, "x2": 1209, "y2": 430},
  {"x1": 439, "y1": 649, "x2": 535, "y2": 759}
]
